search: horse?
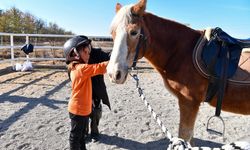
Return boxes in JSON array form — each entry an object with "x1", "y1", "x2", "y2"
[{"x1": 106, "y1": 0, "x2": 250, "y2": 144}]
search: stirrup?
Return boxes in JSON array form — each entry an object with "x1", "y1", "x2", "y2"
[{"x1": 206, "y1": 115, "x2": 225, "y2": 137}]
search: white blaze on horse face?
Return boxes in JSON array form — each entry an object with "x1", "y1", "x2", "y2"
[
  {"x1": 107, "y1": 25, "x2": 129, "y2": 84},
  {"x1": 108, "y1": 4, "x2": 134, "y2": 84}
]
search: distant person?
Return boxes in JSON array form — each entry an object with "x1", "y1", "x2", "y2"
[{"x1": 64, "y1": 35, "x2": 109, "y2": 150}]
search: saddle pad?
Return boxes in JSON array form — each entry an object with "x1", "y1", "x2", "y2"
[
  {"x1": 230, "y1": 52, "x2": 250, "y2": 83},
  {"x1": 193, "y1": 29, "x2": 250, "y2": 85}
]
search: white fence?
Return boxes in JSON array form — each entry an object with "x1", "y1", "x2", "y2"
[{"x1": 0, "y1": 32, "x2": 112, "y2": 68}]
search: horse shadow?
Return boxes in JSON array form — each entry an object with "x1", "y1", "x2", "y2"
[
  {"x1": 93, "y1": 134, "x2": 169, "y2": 150},
  {"x1": 0, "y1": 69, "x2": 69, "y2": 133},
  {"x1": 193, "y1": 138, "x2": 223, "y2": 148},
  {"x1": 89, "y1": 134, "x2": 224, "y2": 149}
]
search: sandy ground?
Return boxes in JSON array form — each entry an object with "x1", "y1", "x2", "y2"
[{"x1": 0, "y1": 62, "x2": 250, "y2": 150}]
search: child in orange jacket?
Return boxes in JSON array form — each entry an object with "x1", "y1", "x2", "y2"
[{"x1": 64, "y1": 35, "x2": 108, "y2": 150}]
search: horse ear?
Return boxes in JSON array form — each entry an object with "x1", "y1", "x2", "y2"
[
  {"x1": 116, "y1": 3, "x2": 122, "y2": 13},
  {"x1": 131, "y1": 0, "x2": 147, "y2": 16}
]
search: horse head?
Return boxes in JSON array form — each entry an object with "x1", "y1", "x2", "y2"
[{"x1": 107, "y1": 0, "x2": 147, "y2": 84}]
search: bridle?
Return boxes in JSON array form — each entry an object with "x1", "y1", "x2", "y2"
[{"x1": 131, "y1": 27, "x2": 147, "y2": 70}]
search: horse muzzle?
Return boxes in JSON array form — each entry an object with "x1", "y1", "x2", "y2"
[{"x1": 107, "y1": 63, "x2": 128, "y2": 84}]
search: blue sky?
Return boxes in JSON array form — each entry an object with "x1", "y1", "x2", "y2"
[{"x1": 1, "y1": 0, "x2": 250, "y2": 38}]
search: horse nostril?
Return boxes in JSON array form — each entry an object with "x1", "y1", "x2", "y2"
[
  {"x1": 108, "y1": 73, "x2": 112, "y2": 79},
  {"x1": 115, "y1": 71, "x2": 121, "y2": 80}
]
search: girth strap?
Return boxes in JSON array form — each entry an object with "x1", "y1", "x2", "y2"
[{"x1": 215, "y1": 43, "x2": 229, "y2": 116}]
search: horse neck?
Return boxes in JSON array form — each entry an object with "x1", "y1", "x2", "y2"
[{"x1": 142, "y1": 13, "x2": 202, "y2": 74}]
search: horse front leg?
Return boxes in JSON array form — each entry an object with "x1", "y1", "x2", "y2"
[{"x1": 178, "y1": 97, "x2": 200, "y2": 145}]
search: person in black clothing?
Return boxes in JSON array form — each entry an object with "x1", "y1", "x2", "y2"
[{"x1": 87, "y1": 44, "x2": 111, "y2": 142}]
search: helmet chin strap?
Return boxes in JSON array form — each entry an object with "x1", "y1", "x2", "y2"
[
  {"x1": 88, "y1": 45, "x2": 92, "y2": 53},
  {"x1": 71, "y1": 48, "x2": 84, "y2": 63},
  {"x1": 73, "y1": 48, "x2": 80, "y2": 59}
]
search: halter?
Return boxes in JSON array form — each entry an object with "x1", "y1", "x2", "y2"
[{"x1": 131, "y1": 28, "x2": 147, "y2": 70}]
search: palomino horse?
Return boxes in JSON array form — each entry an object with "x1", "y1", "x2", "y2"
[{"x1": 107, "y1": 0, "x2": 250, "y2": 144}]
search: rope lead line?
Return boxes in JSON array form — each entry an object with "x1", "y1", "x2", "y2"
[{"x1": 130, "y1": 73, "x2": 173, "y2": 140}]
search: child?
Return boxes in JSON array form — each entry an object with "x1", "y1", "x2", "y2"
[
  {"x1": 63, "y1": 35, "x2": 108, "y2": 150},
  {"x1": 86, "y1": 46, "x2": 111, "y2": 142}
]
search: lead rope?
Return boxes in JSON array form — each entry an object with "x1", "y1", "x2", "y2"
[
  {"x1": 129, "y1": 71, "x2": 249, "y2": 150},
  {"x1": 129, "y1": 71, "x2": 192, "y2": 150},
  {"x1": 129, "y1": 72, "x2": 173, "y2": 139}
]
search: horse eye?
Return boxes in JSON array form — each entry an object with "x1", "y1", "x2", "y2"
[{"x1": 130, "y1": 31, "x2": 138, "y2": 36}]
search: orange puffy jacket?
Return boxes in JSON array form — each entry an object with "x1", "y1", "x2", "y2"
[{"x1": 68, "y1": 61, "x2": 108, "y2": 116}]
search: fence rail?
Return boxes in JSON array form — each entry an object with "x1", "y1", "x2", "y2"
[{"x1": 0, "y1": 32, "x2": 113, "y2": 68}]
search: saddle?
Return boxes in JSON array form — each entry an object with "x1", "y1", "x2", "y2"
[
  {"x1": 198, "y1": 27, "x2": 250, "y2": 116},
  {"x1": 202, "y1": 27, "x2": 250, "y2": 79}
]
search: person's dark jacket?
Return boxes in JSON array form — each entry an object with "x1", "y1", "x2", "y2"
[{"x1": 88, "y1": 47, "x2": 111, "y2": 110}]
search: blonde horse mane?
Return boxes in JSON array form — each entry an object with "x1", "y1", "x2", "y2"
[{"x1": 110, "y1": 4, "x2": 134, "y2": 34}]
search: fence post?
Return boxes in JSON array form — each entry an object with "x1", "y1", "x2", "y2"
[
  {"x1": 1, "y1": 36, "x2": 2, "y2": 46},
  {"x1": 26, "y1": 35, "x2": 30, "y2": 61},
  {"x1": 10, "y1": 34, "x2": 14, "y2": 69}
]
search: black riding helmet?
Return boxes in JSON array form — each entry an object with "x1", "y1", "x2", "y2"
[{"x1": 63, "y1": 35, "x2": 91, "y2": 64}]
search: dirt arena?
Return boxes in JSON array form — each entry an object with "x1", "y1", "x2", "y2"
[{"x1": 0, "y1": 61, "x2": 250, "y2": 150}]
